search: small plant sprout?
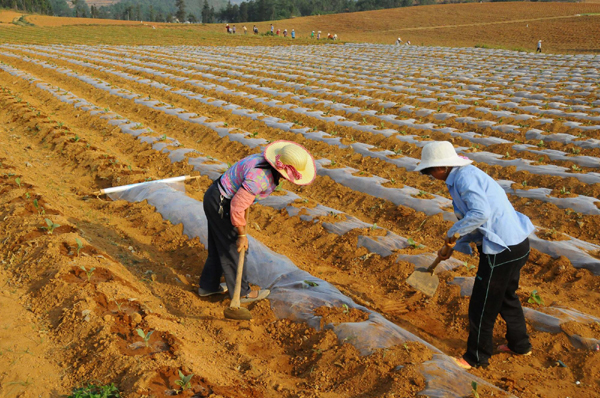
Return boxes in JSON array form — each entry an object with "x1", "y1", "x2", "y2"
[
  {"x1": 528, "y1": 290, "x2": 544, "y2": 306},
  {"x1": 79, "y1": 265, "x2": 96, "y2": 282},
  {"x1": 136, "y1": 328, "x2": 154, "y2": 348},
  {"x1": 15, "y1": 177, "x2": 21, "y2": 188},
  {"x1": 342, "y1": 303, "x2": 350, "y2": 314},
  {"x1": 42, "y1": 218, "x2": 60, "y2": 234},
  {"x1": 560, "y1": 187, "x2": 570, "y2": 195},
  {"x1": 75, "y1": 238, "x2": 84, "y2": 256},
  {"x1": 25, "y1": 192, "x2": 30, "y2": 199},
  {"x1": 175, "y1": 370, "x2": 194, "y2": 391},
  {"x1": 370, "y1": 223, "x2": 378, "y2": 230},
  {"x1": 571, "y1": 164, "x2": 582, "y2": 172},
  {"x1": 304, "y1": 280, "x2": 319, "y2": 287},
  {"x1": 463, "y1": 261, "x2": 475, "y2": 271},
  {"x1": 407, "y1": 238, "x2": 424, "y2": 249},
  {"x1": 471, "y1": 381, "x2": 480, "y2": 398},
  {"x1": 159, "y1": 134, "x2": 167, "y2": 141}
]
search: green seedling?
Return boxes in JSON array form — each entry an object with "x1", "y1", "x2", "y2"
[
  {"x1": 528, "y1": 290, "x2": 544, "y2": 306},
  {"x1": 25, "y1": 192, "x2": 30, "y2": 199},
  {"x1": 174, "y1": 370, "x2": 194, "y2": 391},
  {"x1": 15, "y1": 177, "x2": 21, "y2": 188},
  {"x1": 471, "y1": 381, "x2": 480, "y2": 398},
  {"x1": 33, "y1": 199, "x2": 39, "y2": 208},
  {"x1": 136, "y1": 328, "x2": 154, "y2": 348},
  {"x1": 73, "y1": 135, "x2": 80, "y2": 142},
  {"x1": 274, "y1": 182, "x2": 283, "y2": 192},
  {"x1": 79, "y1": 265, "x2": 95, "y2": 282},
  {"x1": 159, "y1": 134, "x2": 167, "y2": 141},
  {"x1": 249, "y1": 131, "x2": 258, "y2": 138},
  {"x1": 504, "y1": 152, "x2": 510, "y2": 159},
  {"x1": 560, "y1": 187, "x2": 570, "y2": 195},
  {"x1": 571, "y1": 164, "x2": 582, "y2": 172},
  {"x1": 342, "y1": 303, "x2": 349, "y2": 314},
  {"x1": 68, "y1": 383, "x2": 121, "y2": 398},
  {"x1": 417, "y1": 190, "x2": 428, "y2": 197},
  {"x1": 75, "y1": 238, "x2": 84, "y2": 256},
  {"x1": 407, "y1": 238, "x2": 424, "y2": 249},
  {"x1": 42, "y1": 218, "x2": 60, "y2": 234},
  {"x1": 463, "y1": 261, "x2": 475, "y2": 271},
  {"x1": 522, "y1": 180, "x2": 527, "y2": 187},
  {"x1": 370, "y1": 223, "x2": 378, "y2": 230},
  {"x1": 304, "y1": 280, "x2": 319, "y2": 287},
  {"x1": 537, "y1": 140, "x2": 545, "y2": 148}
]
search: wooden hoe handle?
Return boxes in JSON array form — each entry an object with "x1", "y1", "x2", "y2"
[{"x1": 426, "y1": 232, "x2": 460, "y2": 273}]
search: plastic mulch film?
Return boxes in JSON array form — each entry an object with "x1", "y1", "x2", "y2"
[
  {"x1": 449, "y1": 277, "x2": 600, "y2": 351},
  {"x1": 109, "y1": 182, "x2": 514, "y2": 398},
  {"x1": 3, "y1": 57, "x2": 599, "y2": 276}
]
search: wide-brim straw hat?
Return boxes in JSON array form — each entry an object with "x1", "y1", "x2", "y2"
[
  {"x1": 264, "y1": 140, "x2": 316, "y2": 185},
  {"x1": 414, "y1": 141, "x2": 472, "y2": 172}
]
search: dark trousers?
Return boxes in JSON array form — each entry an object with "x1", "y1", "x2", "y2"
[
  {"x1": 199, "y1": 181, "x2": 250, "y2": 298},
  {"x1": 536, "y1": 48, "x2": 542, "y2": 53},
  {"x1": 463, "y1": 238, "x2": 532, "y2": 367}
]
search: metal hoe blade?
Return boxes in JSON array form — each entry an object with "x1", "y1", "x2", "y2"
[{"x1": 406, "y1": 269, "x2": 439, "y2": 297}]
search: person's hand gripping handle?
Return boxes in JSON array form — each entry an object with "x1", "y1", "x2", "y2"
[{"x1": 427, "y1": 232, "x2": 460, "y2": 274}]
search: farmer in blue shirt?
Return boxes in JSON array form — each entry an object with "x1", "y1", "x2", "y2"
[{"x1": 415, "y1": 141, "x2": 535, "y2": 369}]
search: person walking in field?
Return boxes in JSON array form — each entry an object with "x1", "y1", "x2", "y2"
[
  {"x1": 243, "y1": 25, "x2": 247, "y2": 35},
  {"x1": 253, "y1": 25, "x2": 258, "y2": 34},
  {"x1": 311, "y1": 30, "x2": 315, "y2": 39},
  {"x1": 291, "y1": 29, "x2": 295, "y2": 39},
  {"x1": 415, "y1": 141, "x2": 534, "y2": 369},
  {"x1": 232, "y1": 25, "x2": 236, "y2": 34},
  {"x1": 317, "y1": 31, "x2": 321, "y2": 40},
  {"x1": 270, "y1": 24, "x2": 274, "y2": 34},
  {"x1": 536, "y1": 39, "x2": 542, "y2": 53},
  {"x1": 276, "y1": 28, "x2": 280, "y2": 36},
  {"x1": 396, "y1": 37, "x2": 402, "y2": 45},
  {"x1": 226, "y1": 23, "x2": 230, "y2": 33},
  {"x1": 198, "y1": 141, "x2": 316, "y2": 303}
]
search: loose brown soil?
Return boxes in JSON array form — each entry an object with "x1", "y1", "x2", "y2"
[{"x1": 0, "y1": 11, "x2": 599, "y2": 398}]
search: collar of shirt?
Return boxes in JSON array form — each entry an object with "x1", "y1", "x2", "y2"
[{"x1": 445, "y1": 166, "x2": 460, "y2": 188}]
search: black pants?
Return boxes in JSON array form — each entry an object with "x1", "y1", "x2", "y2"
[
  {"x1": 463, "y1": 238, "x2": 532, "y2": 367},
  {"x1": 199, "y1": 181, "x2": 250, "y2": 298},
  {"x1": 536, "y1": 48, "x2": 542, "y2": 53}
]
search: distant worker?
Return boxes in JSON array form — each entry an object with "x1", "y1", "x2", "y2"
[
  {"x1": 396, "y1": 37, "x2": 402, "y2": 45},
  {"x1": 333, "y1": 34, "x2": 337, "y2": 40},
  {"x1": 253, "y1": 25, "x2": 258, "y2": 34},
  {"x1": 406, "y1": 40, "x2": 411, "y2": 46},
  {"x1": 283, "y1": 29, "x2": 288, "y2": 37},
  {"x1": 243, "y1": 25, "x2": 247, "y2": 35},
  {"x1": 232, "y1": 25, "x2": 236, "y2": 34},
  {"x1": 317, "y1": 31, "x2": 321, "y2": 40},
  {"x1": 276, "y1": 28, "x2": 280, "y2": 36},
  {"x1": 291, "y1": 29, "x2": 295, "y2": 39},
  {"x1": 311, "y1": 30, "x2": 315, "y2": 39},
  {"x1": 327, "y1": 33, "x2": 332, "y2": 40},
  {"x1": 226, "y1": 23, "x2": 230, "y2": 33},
  {"x1": 270, "y1": 24, "x2": 274, "y2": 34},
  {"x1": 536, "y1": 39, "x2": 542, "y2": 53}
]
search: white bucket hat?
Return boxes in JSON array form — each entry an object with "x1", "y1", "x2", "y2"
[
  {"x1": 264, "y1": 140, "x2": 316, "y2": 185},
  {"x1": 414, "y1": 141, "x2": 472, "y2": 172}
]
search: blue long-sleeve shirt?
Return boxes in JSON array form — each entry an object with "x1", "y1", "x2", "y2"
[{"x1": 446, "y1": 165, "x2": 535, "y2": 255}]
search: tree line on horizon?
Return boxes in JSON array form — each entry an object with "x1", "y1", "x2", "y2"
[{"x1": 2, "y1": 0, "x2": 561, "y2": 23}]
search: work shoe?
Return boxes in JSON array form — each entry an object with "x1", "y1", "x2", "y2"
[
  {"x1": 497, "y1": 344, "x2": 532, "y2": 356},
  {"x1": 453, "y1": 357, "x2": 472, "y2": 370},
  {"x1": 198, "y1": 283, "x2": 228, "y2": 297},
  {"x1": 240, "y1": 289, "x2": 270, "y2": 303}
]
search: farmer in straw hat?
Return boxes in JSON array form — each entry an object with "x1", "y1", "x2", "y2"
[
  {"x1": 415, "y1": 141, "x2": 534, "y2": 369},
  {"x1": 198, "y1": 141, "x2": 316, "y2": 303}
]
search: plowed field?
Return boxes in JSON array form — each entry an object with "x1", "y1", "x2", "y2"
[{"x1": 0, "y1": 6, "x2": 599, "y2": 398}]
